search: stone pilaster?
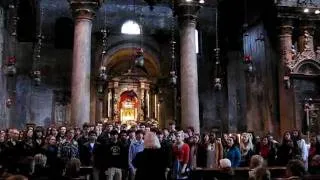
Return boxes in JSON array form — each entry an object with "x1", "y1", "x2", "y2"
[
  {"x1": 69, "y1": 0, "x2": 100, "y2": 126},
  {"x1": 0, "y1": 7, "x2": 3, "y2": 67},
  {"x1": 140, "y1": 82, "x2": 145, "y2": 121},
  {"x1": 278, "y1": 19, "x2": 295, "y2": 135},
  {"x1": 146, "y1": 88, "x2": 150, "y2": 118},
  {"x1": 176, "y1": 1, "x2": 201, "y2": 133},
  {"x1": 113, "y1": 81, "x2": 120, "y2": 122},
  {"x1": 0, "y1": 7, "x2": 7, "y2": 128}
]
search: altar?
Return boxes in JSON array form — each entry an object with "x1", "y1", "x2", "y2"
[{"x1": 104, "y1": 70, "x2": 159, "y2": 126}]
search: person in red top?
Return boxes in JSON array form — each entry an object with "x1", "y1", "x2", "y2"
[
  {"x1": 308, "y1": 134, "x2": 320, "y2": 165},
  {"x1": 257, "y1": 136, "x2": 276, "y2": 166},
  {"x1": 172, "y1": 131, "x2": 190, "y2": 180}
]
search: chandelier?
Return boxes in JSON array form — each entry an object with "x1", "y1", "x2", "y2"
[{"x1": 213, "y1": 5, "x2": 222, "y2": 91}]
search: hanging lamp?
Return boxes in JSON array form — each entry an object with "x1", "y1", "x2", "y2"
[
  {"x1": 213, "y1": 4, "x2": 222, "y2": 91},
  {"x1": 31, "y1": 5, "x2": 44, "y2": 86},
  {"x1": 4, "y1": 0, "x2": 18, "y2": 76},
  {"x1": 97, "y1": 5, "x2": 108, "y2": 94},
  {"x1": 169, "y1": 0, "x2": 177, "y2": 86},
  {"x1": 134, "y1": 0, "x2": 145, "y2": 68}
]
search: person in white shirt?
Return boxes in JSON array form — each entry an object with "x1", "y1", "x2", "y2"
[{"x1": 292, "y1": 130, "x2": 308, "y2": 169}]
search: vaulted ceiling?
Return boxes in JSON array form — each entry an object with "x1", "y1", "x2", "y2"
[{"x1": 1, "y1": 0, "x2": 219, "y2": 42}]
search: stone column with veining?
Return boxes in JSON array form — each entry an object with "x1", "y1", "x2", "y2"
[
  {"x1": 69, "y1": 0, "x2": 100, "y2": 126},
  {"x1": 176, "y1": 2, "x2": 201, "y2": 133},
  {"x1": 278, "y1": 19, "x2": 295, "y2": 135}
]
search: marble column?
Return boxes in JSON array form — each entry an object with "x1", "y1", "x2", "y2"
[
  {"x1": 69, "y1": 0, "x2": 100, "y2": 126},
  {"x1": 176, "y1": 2, "x2": 201, "y2": 133},
  {"x1": 278, "y1": 19, "x2": 295, "y2": 135}
]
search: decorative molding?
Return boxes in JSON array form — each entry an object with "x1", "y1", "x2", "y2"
[
  {"x1": 175, "y1": 1, "x2": 202, "y2": 25},
  {"x1": 287, "y1": 47, "x2": 320, "y2": 75},
  {"x1": 68, "y1": 0, "x2": 101, "y2": 20}
]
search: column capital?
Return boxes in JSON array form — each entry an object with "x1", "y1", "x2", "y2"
[
  {"x1": 299, "y1": 22, "x2": 315, "y2": 36},
  {"x1": 279, "y1": 25, "x2": 293, "y2": 35},
  {"x1": 68, "y1": 0, "x2": 101, "y2": 20},
  {"x1": 175, "y1": 1, "x2": 202, "y2": 25}
]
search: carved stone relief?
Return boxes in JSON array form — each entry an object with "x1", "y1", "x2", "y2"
[
  {"x1": 53, "y1": 90, "x2": 70, "y2": 126},
  {"x1": 287, "y1": 29, "x2": 320, "y2": 75}
]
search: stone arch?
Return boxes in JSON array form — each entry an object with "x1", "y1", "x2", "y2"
[
  {"x1": 292, "y1": 59, "x2": 320, "y2": 76},
  {"x1": 102, "y1": 41, "x2": 161, "y2": 77}
]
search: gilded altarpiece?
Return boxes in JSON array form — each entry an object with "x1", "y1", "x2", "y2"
[{"x1": 106, "y1": 75, "x2": 152, "y2": 126}]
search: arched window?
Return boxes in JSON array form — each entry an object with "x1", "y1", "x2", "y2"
[{"x1": 121, "y1": 20, "x2": 141, "y2": 35}]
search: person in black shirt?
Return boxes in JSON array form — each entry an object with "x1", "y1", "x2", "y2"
[
  {"x1": 78, "y1": 123, "x2": 90, "y2": 146},
  {"x1": 105, "y1": 130, "x2": 125, "y2": 180},
  {"x1": 80, "y1": 131, "x2": 102, "y2": 180}
]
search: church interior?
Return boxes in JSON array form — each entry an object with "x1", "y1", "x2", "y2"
[{"x1": 0, "y1": 0, "x2": 319, "y2": 138}]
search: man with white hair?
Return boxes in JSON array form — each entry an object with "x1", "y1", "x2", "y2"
[
  {"x1": 133, "y1": 132, "x2": 167, "y2": 180},
  {"x1": 219, "y1": 158, "x2": 231, "y2": 169}
]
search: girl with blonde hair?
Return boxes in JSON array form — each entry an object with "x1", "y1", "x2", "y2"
[{"x1": 240, "y1": 132, "x2": 255, "y2": 167}]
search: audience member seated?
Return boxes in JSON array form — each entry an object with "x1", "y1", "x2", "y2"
[
  {"x1": 253, "y1": 167, "x2": 271, "y2": 180},
  {"x1": 256, "y1": 136, "x2": 277, "y2": 166},
  {"x1": 6, "y1": 175, "x2": 28, "y2": 180},
  {"x1": 225, "y1": 137, "x2": 241, "y2": 168},
  {"x1": 286, "y1": 160, "x2": 307, "y2": 180},
  {"x1": 64, "y1": 158, "x2": 83, "y2": 180},
  {"x1": 240, "y1": 133, "x2": 254, "y2": 167},
  {"x1": 248, "y1": 155, "x2": 265, "y2": 180},
  {"x1": 308, "y1": 155, "x2": 320, "y2": 175},
  {"x1": 32, "y1": 154, "x2": 48, "y2": 179},
  {"x1": 214, "y1": 159, "x2": 233, "y2": 180}
]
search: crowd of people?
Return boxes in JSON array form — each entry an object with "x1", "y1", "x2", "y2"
[{"x1": 0, "y1": 121, "x2": 319, "y2": 180}]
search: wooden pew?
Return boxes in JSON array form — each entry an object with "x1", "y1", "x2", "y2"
[
  {"x1": 80, "y1": 166, "x2": 93, "y2": 180},
  {"x1": 192, "y1": 166, "x2": 287, "y2": 180},
  {"x1": 303, "y1": 175, "x2": 320, "y2": 180}
]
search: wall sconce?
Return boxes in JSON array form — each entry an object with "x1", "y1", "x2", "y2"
[{"x1": 283, "y1": 75, "x2": 291, "y2": 89}]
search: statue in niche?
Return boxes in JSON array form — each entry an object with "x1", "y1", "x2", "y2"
[
  {"x1": 54, "y1": 101, "x2": 68, "y2": 125},
  {"x1": 303, "y1": 30, "x2": 312, "y2": 51}
]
